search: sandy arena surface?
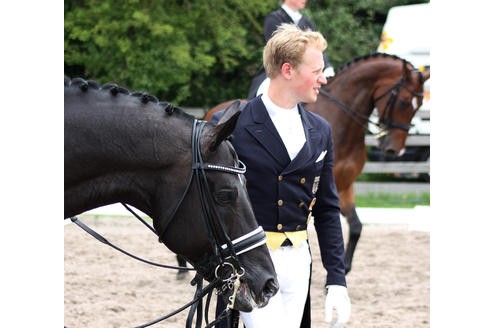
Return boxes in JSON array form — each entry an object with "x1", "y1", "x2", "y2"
[{"x1": 64, "y1": 216, "x2": 429, "y2": 327}]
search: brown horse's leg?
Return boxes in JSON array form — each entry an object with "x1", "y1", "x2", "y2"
[{"x1": 339, "y1": 184, "x2": 362, "y2": 274}]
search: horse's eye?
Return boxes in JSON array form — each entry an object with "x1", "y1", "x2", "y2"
[
  {"x1": 398, "y1": 99, "x2": 410, "y2": 110},
  {"x1": 213, "y1": 188, "x2": 238, "y2": 206}
]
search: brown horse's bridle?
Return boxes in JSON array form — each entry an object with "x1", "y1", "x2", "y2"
[
  {"x1": 319, "y1": 59, "x2": 424, "y2": 135},
  {"x1": 373, "y1": 60, "x2": 424, "y2": 133}
]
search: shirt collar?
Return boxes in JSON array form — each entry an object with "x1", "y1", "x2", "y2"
[
  {"x1": 281, "y1": 4, "x2": 302, "y2": 24},
  {"x1": 261, "y1": 93, "x2": 299, "y2": 118}
]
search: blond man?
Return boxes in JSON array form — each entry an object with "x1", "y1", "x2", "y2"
[{"x1": 213, "y1": 24, "x2": 350, "y2": 328}]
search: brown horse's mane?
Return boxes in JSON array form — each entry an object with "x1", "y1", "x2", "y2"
[
  {"x1": 64, "y1": 76, "x2": 188, "y2": 117},
  {"x1": 334, "y1": 52, "x2": 414, "y2": 76}
]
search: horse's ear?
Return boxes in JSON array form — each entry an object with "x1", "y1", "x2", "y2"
[
  {"x1": 208, "y1": 100, "x2": 241, "y2": 151},
  {"x1": 421, "y1": 66, "x2": 430, "y2": 81},
  {"x1": 403, "y1": 60, "x2": 413, "y2": 82}
]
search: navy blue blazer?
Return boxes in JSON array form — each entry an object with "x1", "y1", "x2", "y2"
[{"x1": 212, "y1": 96, "x2": 346, "y2": 286}]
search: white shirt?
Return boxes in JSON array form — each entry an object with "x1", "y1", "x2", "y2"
[
  {"x1": 281, "y1": 4, "x2": 303, "y2": 25},
  {"x1": 262, "y1": 94, "x2": 306, "y2": 161}
]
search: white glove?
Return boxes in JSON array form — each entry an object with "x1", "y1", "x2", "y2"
[
  {"x1": 324, "y1": 285, "x2": 351, "y2": 327},
  {"x1": 323, "y1": 66, "x2": 335, "y2": 78}
]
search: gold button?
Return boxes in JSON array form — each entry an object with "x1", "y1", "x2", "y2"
[
  {"x1": 278, "y1": 175, "x2": 283, "y2": 181},
  {"x1": 277, "y1": 199, "x2": 283, "y2": 206},
  {"x1": 277, "y1": 224, "x2": 283, "y2": 231},
  {"x1": 300, "y1": 178, "x2": 306, "y2": 184},
  {"x1": 296, "y1": 225, "x2": 302, "y2": 231}
]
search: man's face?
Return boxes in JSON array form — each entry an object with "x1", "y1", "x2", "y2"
[
  {"x1": 292, "y1": 46, "x2": 327, "y2": 103},
  {"x1": 286, "y1": 0, "x2": 307, "y2": 10}
]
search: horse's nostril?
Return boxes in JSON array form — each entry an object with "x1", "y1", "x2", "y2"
[
  {"x1": 263, "y1": 278, "x2": 279, "y2": 298},
  {"x1": 385, "y1": 148, "x2": 397, "y2": 157}
]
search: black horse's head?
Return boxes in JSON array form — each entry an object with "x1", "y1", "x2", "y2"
[
  {"x1": 155, "y1": 101, "x2": 279, "y2": 312},
  {"x1": 64, "y1": 79, "x2": 278, "y2": 312}
]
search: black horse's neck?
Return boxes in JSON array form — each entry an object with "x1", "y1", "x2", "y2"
[{"x1": 64, "y1": 79, "x2": 195, "y2": 218}]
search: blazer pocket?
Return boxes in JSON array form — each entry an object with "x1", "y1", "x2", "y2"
[
  {"x1": 314, "y1": 160, "x2": 324, "y2": 171},
  {"x1": 315, "y1": 150, "x2": 327, "y2": 163}
]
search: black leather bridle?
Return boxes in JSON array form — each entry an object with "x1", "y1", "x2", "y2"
[
  {"x1": 67, "y1": 119, "x2": 267, "y2": 328},
  {"x1": 156, "y1": 119, "x2": 264, "y2": 281},
  {"x1": 373, "y1": 60, "x2": 424, "y2": 133}
]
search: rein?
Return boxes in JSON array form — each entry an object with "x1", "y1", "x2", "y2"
[{"x1": 66, "y1": 119, "x2": 267, "y2": 328}]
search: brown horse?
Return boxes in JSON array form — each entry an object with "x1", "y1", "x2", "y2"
[{"x1": 204, "y1": 53, "x2": 430, "y2": 273}]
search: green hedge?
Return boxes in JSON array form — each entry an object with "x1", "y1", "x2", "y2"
[{"x1": 64, "y1": 0, "x2": 428, "y2": 107}]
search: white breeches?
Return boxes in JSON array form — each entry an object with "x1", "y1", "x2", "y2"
[{"x1": 240, "y1": 241, "x2": 311, "y2": 328}]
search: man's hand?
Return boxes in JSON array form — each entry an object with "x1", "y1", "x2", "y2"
[{"x1": 324, "y1": 285, "x2": 351, "y2": 327}]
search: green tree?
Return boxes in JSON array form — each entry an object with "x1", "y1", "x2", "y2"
[
  {"x1": 65, "y1": 0, "x2": 428, "y2": 107},
  {"x1": 306, "y1": 0, "x2": 429, "y2": 68},
  {"x1": 65, "y1": 0, "x2": 275, "y2": 106}
]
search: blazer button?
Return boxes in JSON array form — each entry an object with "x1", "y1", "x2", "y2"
[
  {"x1": 300, "y1": 177, "x2": 306, "y2": 184},
  {"x1": 296, "y1": 225, "x2": 302, "y2": 231},
  {"x1": 277, "y1": 224, "x2": 283, "y2": 231},
  {"x1": 277, "y1": 199, "x2": 283, "y2": 206},
  {"x1": 278, "y1": 175, "x2": 283, "y2": 181}
]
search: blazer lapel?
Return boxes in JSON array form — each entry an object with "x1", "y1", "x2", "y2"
[{"x1": 244, "y1": 98, "x2": 291, "y2": 167}]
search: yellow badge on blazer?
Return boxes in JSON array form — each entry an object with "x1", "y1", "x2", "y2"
[{"x1": 312, "y1": 176, "x2": 320, "y2": 194}]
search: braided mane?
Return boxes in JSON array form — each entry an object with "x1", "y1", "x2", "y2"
[
  {"x1": 64, "y1": 76, "x2": 182, "y2": 116},
  {"x1": 334, "y1": 52, "x2": 415, "y2": 75}
]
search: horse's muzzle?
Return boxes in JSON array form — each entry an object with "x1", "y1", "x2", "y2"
[{"x1": 231, "y1": 277, "x2": 279, "y2": 312}]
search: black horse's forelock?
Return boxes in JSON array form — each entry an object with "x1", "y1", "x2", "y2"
[
  {"x1": 64, "y1": 76, "x2": 185, "y2": 116},
  {"x1": 334, "y1": 52, "x2": 415, "y2": 75}
]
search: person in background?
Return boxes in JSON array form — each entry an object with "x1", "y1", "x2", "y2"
[
  {"x1": 247, "y1": 0, "x2": 335, "y2": 99},
  {"x1": 213, "y1": 23, "x2": 350, "y2": 328}
]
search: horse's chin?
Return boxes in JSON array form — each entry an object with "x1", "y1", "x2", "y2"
[
  {"x1": 378, "y1": 136, "x2": 405, "y2": 158},
  {"x1": 223, "y1": 283, "x2": 270, "y2": 312}
]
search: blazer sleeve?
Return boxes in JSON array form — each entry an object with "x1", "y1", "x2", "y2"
[
  {"x1": 263, "y1": 11, "x2": 285, "y2": 42},
  {"x1": 311, "y1": 118, "x2": 346, "y2": 287}
]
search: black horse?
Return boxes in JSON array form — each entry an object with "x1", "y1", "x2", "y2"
[{"x1": 64, "y1": 77, "x2": 278, "y2": 315}]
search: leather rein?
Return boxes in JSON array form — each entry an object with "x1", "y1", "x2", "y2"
[
  {"x1": 66, "y1": 119, "x2": 267, "y2": 328},
  {"x1": 318, "y1": 60, "x2": 424, "y2": 137}
]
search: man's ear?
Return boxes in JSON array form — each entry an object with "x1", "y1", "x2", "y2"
[{"x1": 280, "y1": 62, "x2": 293, "y2": 79}]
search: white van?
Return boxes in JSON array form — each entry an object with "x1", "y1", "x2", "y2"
[
  {"x1": 378, "y1": 3, "x2": 430, "y2": 114},
  {"x1": 378, "y1": 3, "x2": 430, "y2": 69}
]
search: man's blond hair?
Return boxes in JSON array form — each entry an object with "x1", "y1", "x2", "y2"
[{"x1": 263, "y1": 23, "x2": 327, "y2": 79}]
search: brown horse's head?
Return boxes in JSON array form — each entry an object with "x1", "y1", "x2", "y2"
[{"x1": 373, "y1": 59, "x2": 430, "y2": 156}]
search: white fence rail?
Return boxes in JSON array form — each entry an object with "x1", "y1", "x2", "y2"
[{"x1": 363, "y1": 135, "x2": 429, "y2": 174}]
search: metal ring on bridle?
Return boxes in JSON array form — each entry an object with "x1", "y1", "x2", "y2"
[{"x1": 215, "y1": 262, "x2": 235, "y2": 281}]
